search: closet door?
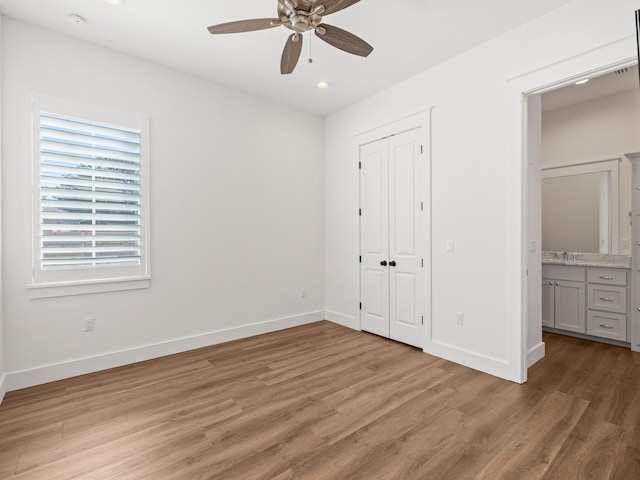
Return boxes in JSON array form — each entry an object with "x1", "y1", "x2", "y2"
[
  {"x1": 360, "y1": 128, "x2": 424, "y2": 348},
  {"x1": 388, "y1": 129, "x2": 423, "y2": 347},
  {"x1": 360, "y1": 138, "x2": 390, "y2": 338}
]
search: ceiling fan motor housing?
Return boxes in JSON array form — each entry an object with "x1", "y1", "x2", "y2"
[{"x1": 278, "y1": 4, "x2": 322, "y2": 33}]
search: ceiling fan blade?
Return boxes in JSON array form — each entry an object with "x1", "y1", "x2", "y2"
[
  {"x1": 207, "y1": 18, "x2": 281, "y2": 34},
  {"x1": 315, "y1": 0, "x2": 360, "y2": 16},
  {"x1": 315, "y1": 24, "x2": 373, "y2": 57},
  {"x1": 281, "y1": 33, "x2": 304, "y2": 74}
]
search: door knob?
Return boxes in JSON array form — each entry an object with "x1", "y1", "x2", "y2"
[
  {"x1": 380, "y1": 260, "x2": 387, "y2": 266},
  {"x1": 389, "y1": 261, "x2": 397, "y2": 267}
]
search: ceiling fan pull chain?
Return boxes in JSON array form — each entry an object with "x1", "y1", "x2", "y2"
[{"x1": 309, "y1": 34, "x2": 313, "y2": 64}]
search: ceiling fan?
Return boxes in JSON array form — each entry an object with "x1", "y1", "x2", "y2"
[{"x1": 207, "y1": 0, "x2": 373, "y2": 74}]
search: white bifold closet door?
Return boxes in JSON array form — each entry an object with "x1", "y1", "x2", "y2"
[{"x1": 360, "y1": 127, "x2": 424, "y2": 348}]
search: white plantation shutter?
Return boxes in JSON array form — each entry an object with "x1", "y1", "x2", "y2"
[
  {"x1": 29, "y1": 96, "x2": 150, "y2": 298},
  {"x1": 39, "y1": 112, "x2": 142, "y2": 268}
]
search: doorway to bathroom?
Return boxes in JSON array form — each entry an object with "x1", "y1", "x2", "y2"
[{"x1": 520, "y1": 55, "x2": 640, "y2": 381}]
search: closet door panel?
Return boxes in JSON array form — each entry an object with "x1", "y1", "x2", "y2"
[
  {"x1": 391, "y1": 141, "x2": 417, "y2": 256},
  {"x1": 360, "y1": 138, "x2": 390, "y2": 338},
  {"x1": 394, "y1": 271, "x2": 418, "y2": 327},
  {"x1": 389, "y1": 128, "x2": 423, "y2": 348}
]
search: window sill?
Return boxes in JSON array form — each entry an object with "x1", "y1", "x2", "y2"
[{"x1": 27, "y1": 277, "x2": 150, "y2": 299}]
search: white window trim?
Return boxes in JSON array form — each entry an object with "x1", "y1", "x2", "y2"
[{"x1": 28, "y1": 94, "x2": 151, "y2": 299}]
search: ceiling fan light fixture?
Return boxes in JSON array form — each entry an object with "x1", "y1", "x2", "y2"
[{"x1": 290, "y1": 15, "x2": 310, "y2": 32}]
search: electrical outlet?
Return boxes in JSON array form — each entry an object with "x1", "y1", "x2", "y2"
[
  {"x1": 623, "y1": 239, "x2": 630, "y2": 249},
  {"x1": 85, "y1": 317, "x2": 95, "y2": 332},
  {"x1": 300, "y1": 289, "x2": 307, "y2": 298},
  {"x1": 456, "y1": 312, "x2": 464, "y2": 326}
]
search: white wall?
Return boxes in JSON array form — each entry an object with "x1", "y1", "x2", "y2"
[
  {"x1": 0, "y1": 15, "x2": 5, "y2": 403},
  {"x1": 542, "y1": 89, "x2": 640, "y2": 255},
  {"x1": 2, "y1": 18, "x2": 325, "y2": 390},
  {"x1": 324, "y1": 0, "x2": 639, "y2": 381},
  {"x1": 542, "y1": 89, "x2": 640, "y2": 166}
]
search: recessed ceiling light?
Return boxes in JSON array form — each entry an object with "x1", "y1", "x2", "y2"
[
  {"x1": 317, "y1": 81, "x2": 330, "y2": 89},
  {"x1": 574, "y1": 79, "x2": 590, "y2": 85},
  {"x1": 68, "y1": 14, "x2": 87, "y2": 25},
  {"x1": 103, "y1": 0, "x2": 122, "y2": 4}
]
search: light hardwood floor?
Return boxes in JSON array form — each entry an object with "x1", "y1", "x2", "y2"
[{"x1": 1, "y1": 321, "x2": 639, "y2": 479}]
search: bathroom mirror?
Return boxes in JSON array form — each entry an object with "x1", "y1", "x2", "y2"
[{"x1": 541, "y1": 160, "x2": 619, "y2": 254}]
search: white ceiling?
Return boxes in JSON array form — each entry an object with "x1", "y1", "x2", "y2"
[
  {"x1": 542, "y1": 66, "x2": 640, "y2": 113},
  {"x1": 0, "y1": 0, "x2": 576, "y2": 116}
]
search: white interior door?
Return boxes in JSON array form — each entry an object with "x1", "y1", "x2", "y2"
[
  {"x1": 360, "y1": 128, "x2": 424, "y2": 348},
  {"x1": 388, "y1": 129, "x2": 423, "y2": 347},
  {"x1": 360, "y1": 138, "x2": 390, "y2": 338}
]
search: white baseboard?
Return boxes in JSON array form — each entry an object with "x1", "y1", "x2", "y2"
[
  {"x1": 325, "y1": 310, "x2": 359, "y2": 330},
  {"x1": 6, "y1": 311, "x2": 325, "y2": 392},
  {"x1": 423, "y1": 340, "x2": 519, "y2": 382},
  {"x1": 527, "y1": 342, "x2": 546, "y2": 368},
  {"x1": 0, "y1": 374, "x2": 6, "y2": 405}
]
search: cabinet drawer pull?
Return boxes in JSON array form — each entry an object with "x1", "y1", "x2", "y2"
[
  {"x1": 599, "y1": 324, "x2": 614, "y2": 329},
  {"x1": 599, "y1": 297, "x2": 614, "y2": 302},
  {"x1": 599, "y1": 275, "x2": 614, "y2": 280}
]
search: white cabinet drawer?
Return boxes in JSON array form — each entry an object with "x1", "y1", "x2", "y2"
[
  {"x1": 586, "y1": 269, "x2": 627, "y2": 286},
  {"x1": 587, "y1": 284, "x2": 626, "y2": 314},
  {"x1": 587, "y1": 311, "x2": 627, "y2": 341}
]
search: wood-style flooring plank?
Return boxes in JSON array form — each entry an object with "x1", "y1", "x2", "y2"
[
  {"x1": 1, "y1": 323, "x2": 640, "y2": 479},
  {"x1": 541, "y1": 414, "x2": 626, "y2": 480},
  {"x1": 474, "y1": 390, "x2": 589, "y2": 479},
  {"x1": 311, "y1": 365, "x2": 451, "y2": 443}
]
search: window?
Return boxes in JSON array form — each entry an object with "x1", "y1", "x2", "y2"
[{"x1": 29, "y1": 96, "x2": 150, "y2": 298}]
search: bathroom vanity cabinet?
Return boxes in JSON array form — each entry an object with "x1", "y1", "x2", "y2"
[
  {"x1": 542, "y1": 265, "x2": 585, "y2": 333},
  {"x1": 542, "y1": 264, "x2": 629, "y2": 343}
]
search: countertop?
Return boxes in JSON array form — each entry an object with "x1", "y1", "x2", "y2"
[{"x1": 542, "y1": 252, "x2": 631, "y2": 270}]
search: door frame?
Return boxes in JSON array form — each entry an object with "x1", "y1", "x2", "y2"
[
  {"x1": 507, "y1": 36, "x2": 637, "y2": 383},
  {"x1": 355, "y1": 110, "x2": 432, "y2": 349}
]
